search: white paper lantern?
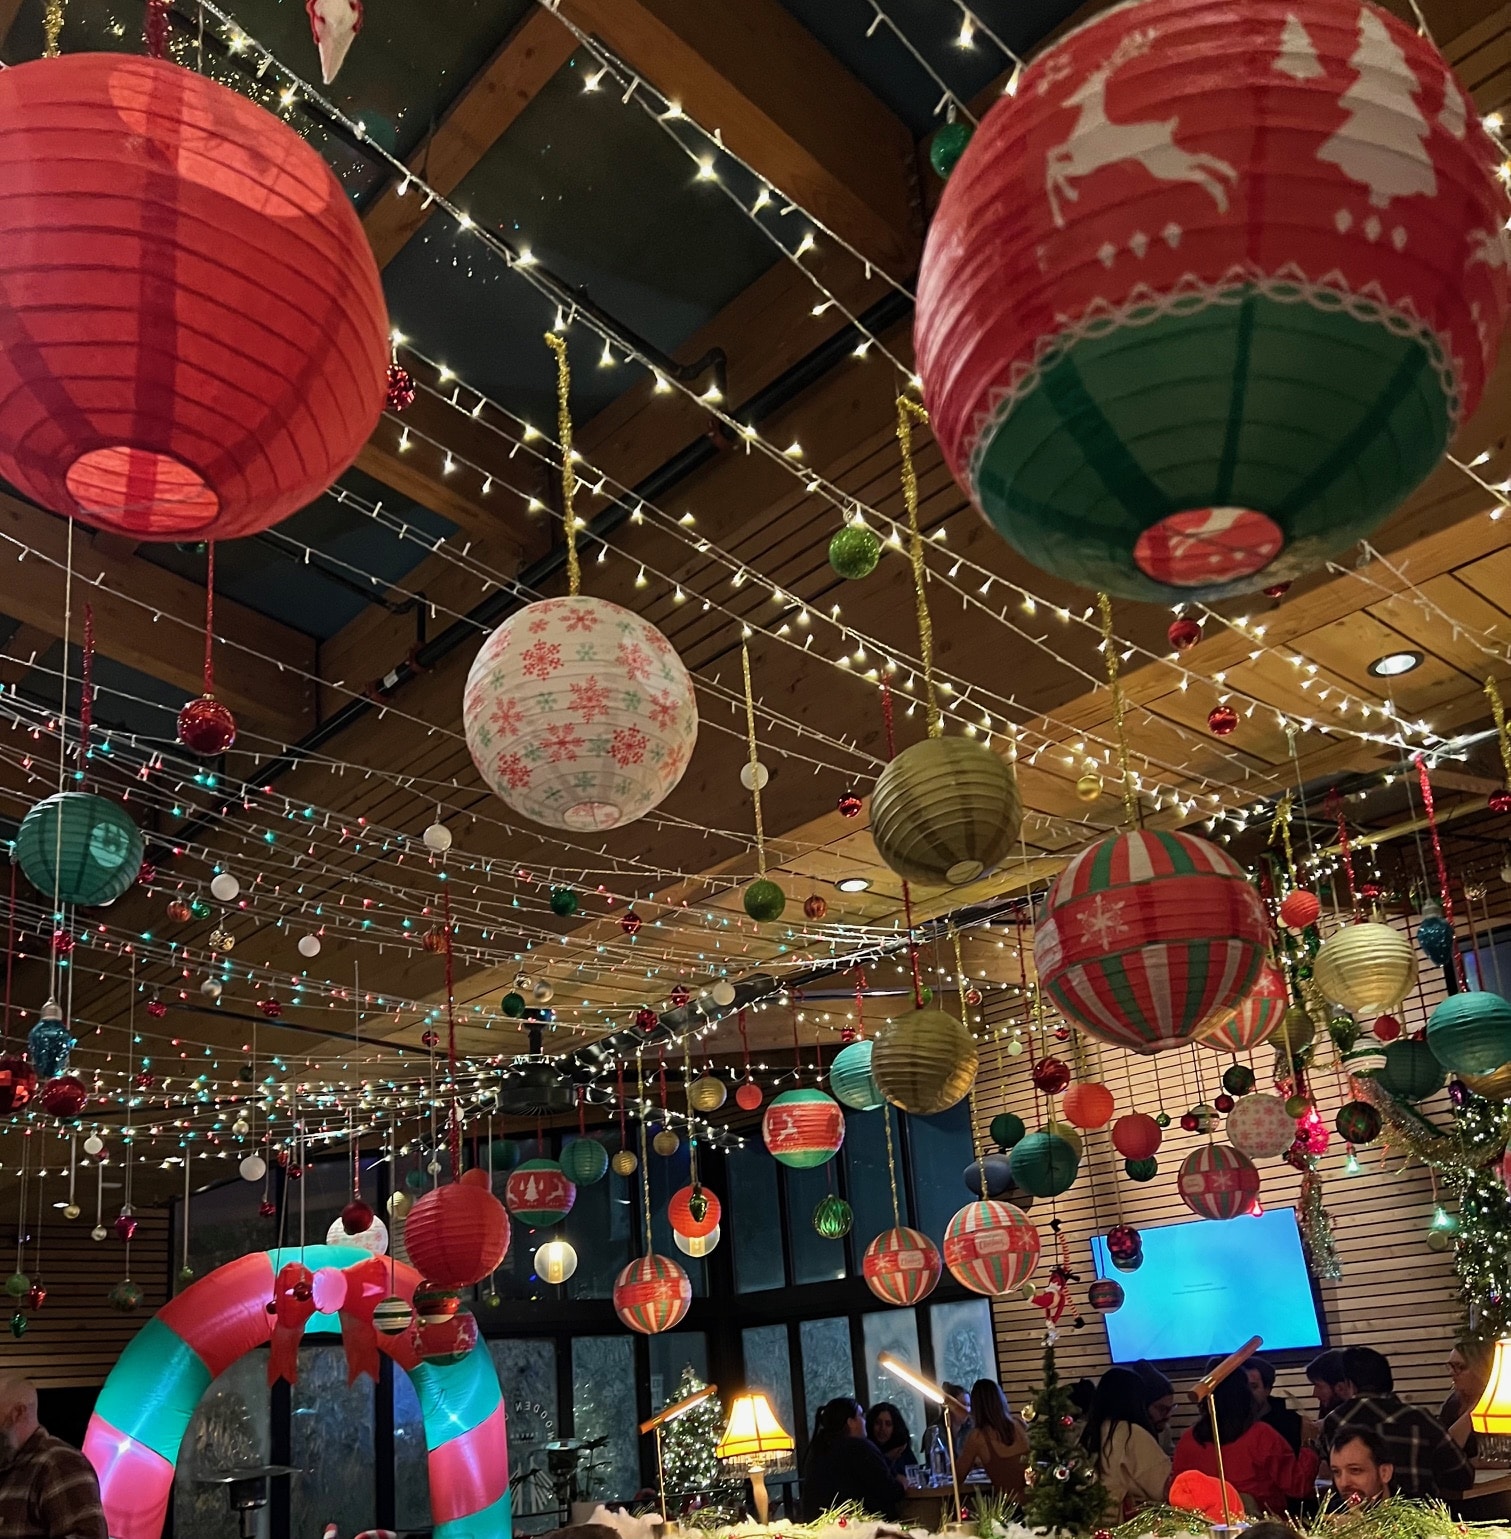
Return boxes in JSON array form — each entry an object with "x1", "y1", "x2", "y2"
[
  {"x1": 325, "y1": 1214, "x2": 389, "y2": 1256},
  {"x1": 463, "y1": 595, "x2": 697, "y2": 831},
  {"x1": 423, "y1": 821, "x2": 452, "y2": 852},
  {"x1": 210, "y1": 871, "x2": 239, "y2": 902},
  {"x1": 536, "y1": 1238, "x2": 578, "y2": 1284},
  {"x1": 673, "y1": 1223, "x2": 720, "y2": 1258},
  {"x1": 710, "y1": 980, "x2": 736, "y2": 1007},
  {"x1": 1224, "y1": 1093, "x2": 1296, "y2": 1160}
]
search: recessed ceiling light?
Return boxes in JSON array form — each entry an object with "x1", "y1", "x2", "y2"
[
  {"x1": 1367, "y1": 650, "x2": 1423, "y2": 678},
  {"x1": 837, "y1": 877, "x2": 871, "y2": 893}
]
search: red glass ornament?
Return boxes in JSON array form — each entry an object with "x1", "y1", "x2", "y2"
[
  {"x1": 146, "y1": 998, "x2": 168, "y2": 1019},
  {"x1": 1262, "y1": 582, "x2": 1292, "y2": 599},
  {"x1": 734, "y1": 1080, "x2": 763, "y2": 1111},
  {"x1": 1359, "y1": 882, "x2": 1382, "y2": 901},
  {"x1": 259, "y1": 997, "x2": 283, "y2": 1019},
  {"x1": 1279, "y1": 890, "x2": 1321, "y2": 930},
  {"x1": 421, "y1": 929, "x2": 446, "y2": 953},
  {"x1": 1180, "y1": 1112, "x2": 1198, "y2": 1132},
  {"x1": 113, "y1": 1212, "x2": 137, "y2": 1243},
  {"x1": 1030, "y1": 1056, "x2": 1071, "y2": 1094},
  {"x1": 1214, "y1": 1093, "x2": 1235, "y2": 1113},
  {"x1": 1167, "y1": 617, "x2": 1202, "y2": 652},
  {"x1": 669, "y1": 985, "x2": 691, "y2": 1008},
  {"x1": 804, "y1": 894, "x2": 828, "y2": 921},
  {"x1": 259, "y1": 1199, "x2": 277, "y2": 1218},
  {"x1": 837, "y1": 791, "x2": 863, "y2": 818},
  {"x1": 288, "y1": 1165, "x2": 304, "y2": 1180},
  {"x1": 1105, "y1": 1223, "x2": 1141, "y2": 1264},
  {"x1": 0, "y1": 54, "x2": 388, "y2": 542},
  {"x1": 1208, "y1": 704, "x2": 1238, "y2": 737},
  {"x1": 1373, "y1": 1013, "x2": 1403, "y2": 1043},
  {"x1": 385, "y1": 362, "x2": 416, "y2": 412},
  {"x1": 177, "y1": 695, "x2": 237, "y2": 756},
  {"x1": 0, "y1": 1058, "x2": 36, "y2": 1113},
  {"x1": 964, "y1": 986, "x2": 983, "y2": 1007},
  {"x1": 51, "y1": 929, "x2": 73, "y2": 956},
  {"x1": 167, "y1": 898, "x2": 192, "y2": 923},
  {"x1": 634, "y1": 1007, "x2": 659, "y2": 1031},
  {"x1": 137, "y1": 860, "x2": 157, "y2": 887},
  {"x1": 40, "y1": 1076, "x2": 86, "y2": 1119},
  {"x1": 290, "y1": 1280, "x2": 313, "y2": 1304},
  {"x1": 340, "y1": 1199, "x2": 374, "y2": 1235},
  {"x1": 24, "y1": 1284, "x2": 45, "y2": 1311},
  {"x1": 1492, "y1": 789, "x2": 1511, "y2": 814},
  {"x1": 421, "y1": 1029, "x2": 441, "y2": 1049},
  {"x1": 621, "y1": 909, "x2": 643, "y2": 936}
]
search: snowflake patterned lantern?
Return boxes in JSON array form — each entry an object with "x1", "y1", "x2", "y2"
[
  {"x1": 1035, "y1": 830, "x2": 1269, "y2": 1053},
  {"x1": 463, "y1": 596, "x2": 698, "y2": 831},
  {"x1": 1178, "y1": 1143, "x2": 1261, "y2": 1220},
  {"x1": 916, "y1": 0, "x2": 1511, "y2": 602}
]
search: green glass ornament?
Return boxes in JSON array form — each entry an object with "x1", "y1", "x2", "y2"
[
  {"x1": 1154, "y1": 1111, "x2": 1171, "y2": 1128},
  {"x1": 549, "y1": 887, "x2": 579, "y2": 917},
  {"x1": 177, "y1": 1265, "x2": 195, "y2": 1286},
  {"x1": 501, "y1": 991, "x2": 527, "y2": 1018},
  {"x1": 9, "y1": 1312, "x2": 24, "y2": 1339},
  {"x1": 1221, "y1": 1063, "x2": 1256, "y2": 1096},
  {"x1": 484, "y1": 1292, "x2": 502, "y2": 1309},
  {"x1": 189, "y1": 897, "x2": 213, "y2": 920},
  {"x1": 743, "y1": 879, "x2": 786, "y2": 923},
  {"x1": 405, "y1": 1168, "x2": 427, "y2": 1193},
  {"x1": 1335, "y1": 1100, "x2": 1381, "y2": 1145},
  {"x1": 813, "y1": 1194, "x2": 853, "y2": 1239},
  {"x1": 828, "y1": 524, "x2": 882, "y2": 580},
  {"x1": 929, "y1": 120, "x2": 973, "y2": 179},
  {"x1": 3, "y1": 1273, "x2": 28, "y2": 1298},
  {"x1": 1124, "y1": 1157, "x2": 1158, "y2": 1182},
  {"x1": 989, "y1": 1111, "x2": 1026, "y2": 1150}
]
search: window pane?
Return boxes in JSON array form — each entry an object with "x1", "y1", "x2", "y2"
[
  {"x1": 173, "y1": 1349, "x2": 270, "y2": 1539},
  {"x1": 741, "y1": 1324, "x2": 795, "y2": 1446},
  {"x1": 728, "y1": 1141, "x2": 784, "y2": 1292},
  {"x1": 291, "y1": 1345, "x2": 374, "y2": 1539},
  {"x1": 648, "y1": 1332, "x2": 709, "y2": 1412},
  {"x1": 785, "y1": 1165, "x2": 846, "y2": 1284},
  {"x1": 844, "y1": 1106, "x2": 905, "y2": 1252},
  {"x1": 394, "y1": 1365, "x2": 428, "y2": 1530},
  {"x1": 491, "y1": 1339, "x2": 561, "y2": 1533},
  {"x1": 929, "y1": 1299, "x2": 997, "y2": 1399},
  {"x1": 906, "y1": 1098, "x2": 973, "y2": 1248},
  {"x1": 863, "y1": 1310, "x2": 925, "y2": 1447},
  {"x1": 563, "y1": 1136, "x2": 632, "y2": 1299},
  {"x1": 482, "y1": 1135, "x2": 548, "y2": 1301},
  {"x1": 573, "y1": 1335, "x2": 641, "y2": 1504},
  {"x1": 799, "y1": 1317, "x2": 855, "y2": 1436}
]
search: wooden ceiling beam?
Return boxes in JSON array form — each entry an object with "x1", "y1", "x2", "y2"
[{"x1": 0, "y1": 623, "x2": 53, "y2": 689}]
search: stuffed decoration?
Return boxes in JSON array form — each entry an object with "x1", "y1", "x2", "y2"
[
  {"x1": 1169, "y1": 1469, "x2": 1243, "y2": 1524},
  {"x1": 307, "y1": 0, "x2": 362, "y2": 83}
]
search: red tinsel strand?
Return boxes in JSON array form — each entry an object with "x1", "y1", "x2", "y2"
[
  {"x1": 440, "y1": 886, "x2": 461, "y2": 1179},
  {"x1": 854, "y1": 967, "x2": 866, "y2": 1039},
  {"x1": 144, "y1": 0, "x2": 168, "y2": 58},
  {"x1": 657, "y1": 1045, "x2": 667, "y2": 1109},
  {"x1": 2, "y1": 866, "x2": 13, "y2": 1045},
  {"x1": 1324, "y1": 789, "x2": 1361, "y2": 920},
  {"x1": 1415, "y1": 755, "x2": 1467, "y2": 987},
  {"x1": 880, "y1": 680, "x2": 925, "y2": 1006},
  {"x1": 79, "y1": 604, "x2": 95, "y2": 769},
  {"x1": 576, "y1": 1085, "x2": 586, "y2": 1137},
  {"x1": 790, "y1": 989, "x2": 803, "y2": 1074},
  {"x1": 203, "y1": 543, "x2": 216, "y2": 694}
]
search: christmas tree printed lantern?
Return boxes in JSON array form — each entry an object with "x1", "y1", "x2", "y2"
[
  {"x1": 1178, "y1": 1143, "x2": 1261, "y2": 1219},
  {"x1": 1035, "y1": 830, "x2": 1269, "y2": 1052},
  {"x1": 943, "y1": 1200, "x2": 1041, "y2": 1296},
  {"x1": 863, "y1": 1226, "x2": 942, "y2": 1305},
  {"x1": 761, "y1": 1088, "x2": 845, "y2": 1168},
  {"x1": 504, "y1": 1158, "x2": 576, "y2": 1228},
  {"x1": 915, "y1": 0, "x2": 1510, "y2": 602},
  {"x1": 613, "y1": 1254, "x2": 691, "y2": 1335},
  {"x1": 1197, "y1": 961, "x2": 1290, "y2": 1052}
]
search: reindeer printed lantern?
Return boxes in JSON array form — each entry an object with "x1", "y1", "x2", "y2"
[{"x1": 916, "y1": 0, "x2": 1510, "y2": 601}]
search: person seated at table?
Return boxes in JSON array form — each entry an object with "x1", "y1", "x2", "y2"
[
  {"x1": 1173, "y1": 1365, "x2": 1318, "y2": 1514},
  {"x1": 1322, "y1": 1347, "x2": 1472, "y2": 1501},
  {"x1": 1132, "y1": 1360, "x2": 1176, "y2": 1446},
  {"x1": 958, "y1": 1380, "x2": 1030, "y2": 1499},
  {"x1": 942, "y1": 1381, "x2": 973, "y2": 1457},
  {"x1": 865, "y1": 1402, "x2": 919, "y2": 1481},
  {"x1": 1329, "y1": 1427, "x2": 1394, "y2": 1507},
  {"x1": 1247, "y1": 1357, "x2": 1304, "y2": 1454},
  {"x1": 1081, "y1": 1366, "x2": 1171, "y2": 1517},
  {"x1": 1440, "y1": 1339, "x2": 1492, "y2": 1453},
  {"x1": 801, "y1": 1398, "x2": 902, "y2": 1521}
]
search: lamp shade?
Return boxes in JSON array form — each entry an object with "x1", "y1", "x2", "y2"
[
  {"x1": 828, "y1": 1039, "x2": 884, "y2": 1111},
  {"x1": 862, "y1": 1226, "x2": 942, "y2": 1305},
  {"x1": 463, "y1": 595, "x2": 697, "y2": 831},
  {"x1": 402, "y1": 1182, "x2": 510, "y2": 1288},
  {"x1": 1471, "y1": 1337, "x2": 1511, "y2": 1435},
  {"x1": 1427, "y1": 992, "x2": 1511, "y2": 1076},
  {"x1": 15, "y1": 792, "x2": 143, "y2": 908},
  {"x1": 870, "y1": 1008, "x2": 979, "y2": 1114},
  {"x1": 1035, "y1": 830, "x2": 1269, "y2": 1053},
  {"x1": 717, "y1": 1393, "x2": 795, "y2": 1470},
  {"x1": 761, "y1": 1089, "x2": 845, "y2": 1168},
  {"x1": 613, "y1": 1254, "x2": 691, "y2": 1335},
  {"x1": 1314, "y1": 923, "x2": 1418, "y2": 1016},
  {"x1": 0, "y1": 54, "x2": 387, "y2": 541},
  {"x1": 1197, "y1": 961, "x2": 1290, "y2": 1052},
  {"x1": 943, "y1": 1200, "x2": 1041, "y2": 1296},
  {"x1": 915, "y1": 0, "x2": 1510, "y2": 602}
]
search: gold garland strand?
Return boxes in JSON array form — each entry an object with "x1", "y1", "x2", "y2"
[
  {"x1": 896, "y1": 396, "x2": 942, "y2": 739},
  {"x1": 951, "y1": 925, "x2": 985, "y2": 1170},
  {"x1": 740, "y1": 642, "x2": 767, "y2": 875},
  {"x1": 43, "y1": 0, "x2": 64, "y2": 55},
  {"x1": 1096, "y1": 592, "x2": 1140, "y2": 826},
  {"x1": 1268, "y1": 791, "x2": 1298, "y2": 885},
  {"x1": 636, "y1": 1050, "x2": 653, "y2": 1252},
  {"x1": 882, "y1": 1099, "x2": 903, "y2": 1228},
  {"x1": 1486, "y1": 677, "x2": 1511, "y2": 789},
  {"x1": 544, "y1": 332, "x2": 582, "y2": 598}
]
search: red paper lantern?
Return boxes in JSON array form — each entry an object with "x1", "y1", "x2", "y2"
[
  {"x1": 1178, "y1": 1143, "x2": 1261, "y2": 1220},
  {"x1": 1061, "y1": 1082, "x2": 1115, "y2": 1129},
  {"x1": 863, "y1": 1225, "x2": 942, "y2": 1305},
  {"x1": 668, "y1": 1185, "x2": 722, "y2": 1239},
  {"x1": 943, "y1": 1200, "x2": 1041, "y2": 1296},
  {"x1": 1111, "y1": 1112, "x2": 1162, "y2": 1161},
  {"x1": 1208, "y1": 704, "x2": 1239, "y2": 738},
  {"x1": 1279, "y1": 890, "x2": 1322, "y2": 930},
  {"x1": 0, "y1": 54, "x2": 387, "y2": 541},
  {"x1": 613, "y1": 1254, "x2": 691, "y2": 1335},
  {"x1": 734, "y1": 1080, "x2": 763, "y2": 1111},
  {"x1": 1197, "y1": 960, "x2": 1290, "y2": 1052},
  {"x1": 762, "y1": 1088, "x2": 845, "y2": 1168},
  {"x1": 39, "y1": 1075, "x2": 86, "y2": 1119},
  {"x1": 403, "y1": 1182, "x2": 510, "y2": 1288}
]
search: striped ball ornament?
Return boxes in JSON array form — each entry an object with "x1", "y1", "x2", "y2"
[
  {"x1": 1177, "y1": 1143, "x2": 1261, "y2": 1220},
  {"x1": 829, "y1": 1039, "x2": 884, "y2": 1111},
  {"x1": 1197, "y1": 961, "x2": 1290, "y2": 1052},
  {"x1": 943, "y1": 1200, "x2": 1041, "y2": 1296},
  {"x1": 613, "y1": 1254, "x2": 691, "y2": 1335},
  {"x1": 762, "y1": 1088, "x2": 845, "y2": 1168},
  {"x1": 863, "y1": 1225, "x2": 942, "y2": 1306},
  {"x1": 1035, "y1": 830, "x2": 1269, "y2": 1053}
]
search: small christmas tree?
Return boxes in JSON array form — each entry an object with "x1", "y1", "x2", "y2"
[
  {"x1": 1023, "y1": 1344, "x2": 1107, "y2": 1532},
  {"x1": 660, "y1": 1366, "x2": 724, "y2": 1497}
]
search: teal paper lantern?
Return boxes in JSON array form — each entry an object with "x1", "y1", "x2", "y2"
[
  {"x1": 15, "y1": 792, "x2": 142, "y2": 907},
  {"x1": 559, "y1": 1137, "x2": 609, "y2": 1187},
  {"x1": 828, "y1": 1040, "x2": 883, "y2": 1111},
  {"x1": 1427, "y1": 992, "x2": 1511, "y2": 1076},
  {"x1": 489, "y1": 1138, "x2": 521, "y2": 1171},
  {"x1": 1008, "y1": 1130, "x2": 1079, "y2": 1198},
  {"x1": 1376, "y1": 1038, "x2": 1446, "y2": 1103}
]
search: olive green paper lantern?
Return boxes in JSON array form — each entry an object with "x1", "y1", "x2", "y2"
[
  {"x1": 829, "y1": 523, "x2": 881, "y2": 580},
  {"x1": 15, "y1": 791, "x2": 143, "y2": 908},
  {"x1": 1376, "y1": 1038, "x2": 1446, "y2": 1103},
  {"x1": 813, "y1": 1194, "x2": 853, "y2": 1239},
  {"x1": 1314, "y1": 922, "x2": 1418, "y2": 1017},
  {"x1": 1009, "y1": 1130, "x2": 1079, "y2": 1198},
  {"x1": 744, "y1": 879, "x2": 786, "y2": 922},
  {"x1": 870, "y1": 737, "x2": 1021, "y2": 886},
  {"x1": 559, "y1": 1137, "x2": 609, "y2": 1186},
  {"x1": 870, "y1": 1007, "x2": 978, "y2": 1114},
  {"x1": 1427, "y1": 992, "x2": 1511, "y2": 1076}
]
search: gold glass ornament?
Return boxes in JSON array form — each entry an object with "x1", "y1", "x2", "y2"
[
  {"x1": 687, "y1": 1075, "x2": 727, "y2": 1113},
  {"x1": 652, "y1": 1129, "x2": 680, "y2": 1157},
  {"x1": 610, "y1": 1149, "x2": 638, "y2": 1176},
  {"x1": 870, "y1": 1007, "x2": 978, "y2": 1114},
  {"x1": 1464, "y1": 1062, "x2": 1511, "y2": 1100},
  {"x1": 1075, "y1": 770, "x2": 1103, "y2": 803},
  {"x1": 1314, "y1": 922, "x2": 1417, "y2": 1016},
  {"x1": 208, "y1": 927, "x2": 235, "y2": 953}
]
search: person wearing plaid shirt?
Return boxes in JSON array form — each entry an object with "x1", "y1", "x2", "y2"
[
  {"x1": 1321, "y1": 1348, "x2": 1473, "y2": 1502},
  {"x1": 0, "y1": 1376, "x2": 106, "y2": 1539}
]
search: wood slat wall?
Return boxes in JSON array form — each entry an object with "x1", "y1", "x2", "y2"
[{"x1": 971, "y1": 915, "x2": 1463, "y2": 1436}]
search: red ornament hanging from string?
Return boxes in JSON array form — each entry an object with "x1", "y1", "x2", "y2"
[
  {"x1": 1168, "y1": 618, "x2": 1202, "y2": 652},
  {"x1": 1208, "y1": 704, "x2": 1238, "y2": 737},
  {"x1": 178, "y1": 545, "x2": 237, "y2": 756}
]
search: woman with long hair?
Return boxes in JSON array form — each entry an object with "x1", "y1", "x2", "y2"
[
  {"x1": 801, "y1": 1398, "x2": 901, "y2": 1520},
  {"x1": 865, "y1": 1402, "x2": 918, "y2": 1480},
  {"x1": 1172, "y1": 1367, "x2": 1317, "y2": 1513},
  {"x1": 1080, "y1": 1367, "x2": 1171, "y2": 1516},
  {"x1": 957, "y1": 1380, "x2": 1030, "y2": 1499}
]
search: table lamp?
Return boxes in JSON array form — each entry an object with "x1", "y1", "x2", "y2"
[
  {"x1": 878, "y1": 1353, "x2": 962, "y2": 1524},
  {"x1": 640, "y1": 1383, "x2": 718, "y2": 1520},
  {"x1": 1472, "y1": 1337, "x2": 1511, "y2": 1449},
  {"x1": 716, "y1": 1392, "x2": 794, "y2": 1523}
]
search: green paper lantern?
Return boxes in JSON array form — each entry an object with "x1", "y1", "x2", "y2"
[
  {"x1": 15, "y1": 791, "x2": 143, "y2": 907},
  {"x1": 813, "y1": 1194, "x2": 853, "y2": 1239},
  {"x1": 501, "y1": 991, "x2": 527, "y2": 1018},
  {"x1": 743, "y1": 879, "x2": 786, "y2": 923},
  {"x1": 1008, "y1": 1130, "x2": 1079, "y2": 1198},
  {"x1": 549, "y1": 887, "x2": 579, "y2": 917},
  {"x1": 489, "y1": 1138, "x2": 521, "y2": 1170},
  {"x1": 828, "y1": 524, "x2": 881, "y2": 580},
  {"x1": 1427, "y1": 992, "x2": 1511, "y2": 1076},
  {"x1": 1376, "y1": 1038, "x2": 1446, "y2": 1103},
  {"x1": 989, "y1": 1112, "x2": 1026, "y2": 1150},
  {"x1": 828, "y1": 1040, "x2": 883, "y2": 1111},
  {"x1": 929, "y1": 120, "x2": 973, "y2": 180},
  {"x1": 1124, "y1": 1157, "x2": 1158, "y2": 1182},
  {"x1": 559, "y1": 1137, "x2": 609, "y2": 1186}
]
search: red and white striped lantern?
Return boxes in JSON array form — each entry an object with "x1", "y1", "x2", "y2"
[
  {"x1": 1198, "y1": 961, "x2": 1290, "y2": 1052},
  {"x1": 1177, "y1": 1143, "x2": 1261, "y2": 1220},
  {"x1": 862, "y1": 1226, "x2": 942, "y2": 1306},
  {"x1": 612, "y1": 1254, "x2": 692, "y2": 1335},
  {"x1": 943, "y1": 1201, "x2": 1041, "y2": 1296}
]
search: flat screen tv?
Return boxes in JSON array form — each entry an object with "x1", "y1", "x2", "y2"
[{"x1": 1088, "y1": 1208, "x2": 1324, "y2": 1362}]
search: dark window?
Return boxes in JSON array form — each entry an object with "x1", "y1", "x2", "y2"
[{"x1": 728, "y1": 1139, "x2": 784, "y2": 1292}]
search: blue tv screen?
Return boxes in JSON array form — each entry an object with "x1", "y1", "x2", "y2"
[{"x1": 1088, "y1": 1208, "x2": 1324, "y2": 1362}]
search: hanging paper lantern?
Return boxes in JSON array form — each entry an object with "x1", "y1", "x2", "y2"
[
  {"x1": 1224, "y1": 1093, "x2": 1296, "y2": 1159},
  {"x1": 989, "y1": 1112, "x2": 1026, "y2": 1150},
  {"x1": 813, "y1": 1195, "x2": 854, "y2": 1239},
  {"x1": 1377, "y1": 1037, "x2": 1446, "y2": 1102},
  {"x1": 559, "y1": 1138, "x2": 610, "y2": 1187},
  {"x1": 1111, "y1": 1113, "x2": 1161, "y2": 1161},
  {"x1": 1464, "y1": 1061, "x2": 1511, "y2": 1100},
  {"x1": 688, "y1": 1075, "x2": 727, "y2": 1113},
  {"x1": 0, "y1": 53, "x2": 387, "y2": 541},
  {"x1": 613, "y1": 1254, "x2": 691, "y2": 1334},
  {"x1": 829, "y1": 523, "x2": 882, "y2": 579},
  {"x1": 413, "y1": 1294, "x2": 478, "y2": 1366},
  {"x1": 1125, "y1": 1156, "x2": 1158, "y2": 1182},
  {"x1": 1315, "y1": 923, "x2": 1418, "y2": 1016},
  {"x1": 39, "y1": 1075, "x2": 86, "y2": 1119},
  {"x1": 403, "y1": 1181, "x2": 509, "y2": 1287},
  {"x1": 1335, "y1": 1101, "x2": 1382, "y2": 1144},
  {"x1": 1197, "y1": 961, "x2": 1290, "y2": 1052},
  {"x1": 1427, "y1": 992, "x2": 1511, "y2": 1075},
  {"x1": 652, "y1": 1129, "x2": 681, "y2": 1158},
  {"x1": 1178, "y1": 1144, "x2": 1260, "y2": 1220},
  {"x1": 870, "y1": 1007, "x2": 979, "y2": 1114},
  {"x1": 762, "y1": 1089, "x2": 845, "y2": 1168},
  {"x1": 870, "y1": 737, "x2": 1021, "y2": 886},
  {"x1": 915, "y1": 0, "x2": 1511, "y2": 602},
  {"x1": 668, "y1": 1185, "x2": 722, "y2": 1239},
  {"x1": 672, "y1": 1226, "x2": 720, "y2": 1259},
  {"x1": 863, "y1": 1226, "x2": 942, "y2": 1306},
  {"x1": 610, "y1": 1149, "x2": 638, "y2": 1177},
  {"x1": 829, "y1": 1040, "x2": 884, "y2": 1111},
  {"x1": 1036, "y1": 830, "x2": 1269, "y2": 1053},
  {"x1": 1089, "y1": 1279, "x2": 1125, "y2": 1312},
  {"x1": 1009, "y1": 1131, "x2": 1080, "y2": 1197},
  {"x1": 944, "y1": 1200, "x2": 1041, "y2": 1296},
  {"x1": 534, "y1": 1237, "x2": 578, "y2": 1285},
  {"x1": 15, "y1": 792, "x2": 143, "y2": 908},
  {"x1": 504, "y1": 1159, "x2": 576, "y2": 1228},
  {"x1": 961, "y1": 1156, "x2": 1013, "y2": 1201},
  {"x1": 463, "y1": 596, "x2": 698, "y2": 831},
  {"x1": 1280, "y1": 891, "x2": 1322, "y2": 930},
  {"x1": 1061, "y1": 1082, "x2": 1115, "y2": 1129},
  {"x1": 744, "y1": 879, "x2": 787, "y2": 923},
  {"x1": 734, "y1": 1081, "x2": 763, "y2": 1112}
]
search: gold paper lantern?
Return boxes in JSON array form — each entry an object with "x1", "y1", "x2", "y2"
[
  {"x1": 870, "y1": 1007, "x2": 978, "y2": 1114},
  {"x1": 1464, "y1": 1062, "x2": 1511, "y2": 1101},
  {"x1": 652, "y1": 1129, "x2": 680, "y2": 1157},
  {"x1": 870, "y1": 737, "x2": 1021, "y2": 886},
  {"x1": 688, "y1": 1075, "x2": 727, "y2": 1113},
  {"x1": 1314, "y1": 922, "x2": 1417, "y2": 1017},
  {"x1": 611, "y1": 1150, "x2": 638, "y2": 1176}
]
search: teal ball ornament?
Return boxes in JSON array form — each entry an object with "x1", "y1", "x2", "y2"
[
  {"x1": 828, "y1": 1040, "x2": 883, "y2": 1111},
  {"x1": 1008, "y1": 1130, "x2": 1079, "y2": 1198},
  {"x1": 1377, "y1": 1037, "x2": 1446, "y2": 1102},
  {"x1": 929, "y1": 120, "x2": 974, "y2": 180},
  {"x1": 559, "y1": 1137, "x2": 609, "y2": 1186},
  {"x1": 828, "y1": 523, "x2": 882, "y2": 580},
  {"x1": 16, "y1": 791, "x2": 143, "y2": 907},
  {"x1": 1427, "y1": 992, "x2": 1511, "y2": 1076},
  {"x1": 405, "y1": 1169, "x2": 428, "y2": 1193},
  {"x1": 743, "y1": 879, "x2": 786, "y2": 923},
  {"x1": 989, "y1": 1112, "x2": 1026, "y2": 1150},
  {"x1": 27, "y1": 1016, "x2": 73, "y2": 1079}
]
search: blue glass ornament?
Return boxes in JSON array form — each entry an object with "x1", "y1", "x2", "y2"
[
  {"x1": 1417, "y1": 914, "x2": 1455, "y2": 967},
  {"x1": 27, "y1": 1016, "x2": 73, "y2": 1078}
]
